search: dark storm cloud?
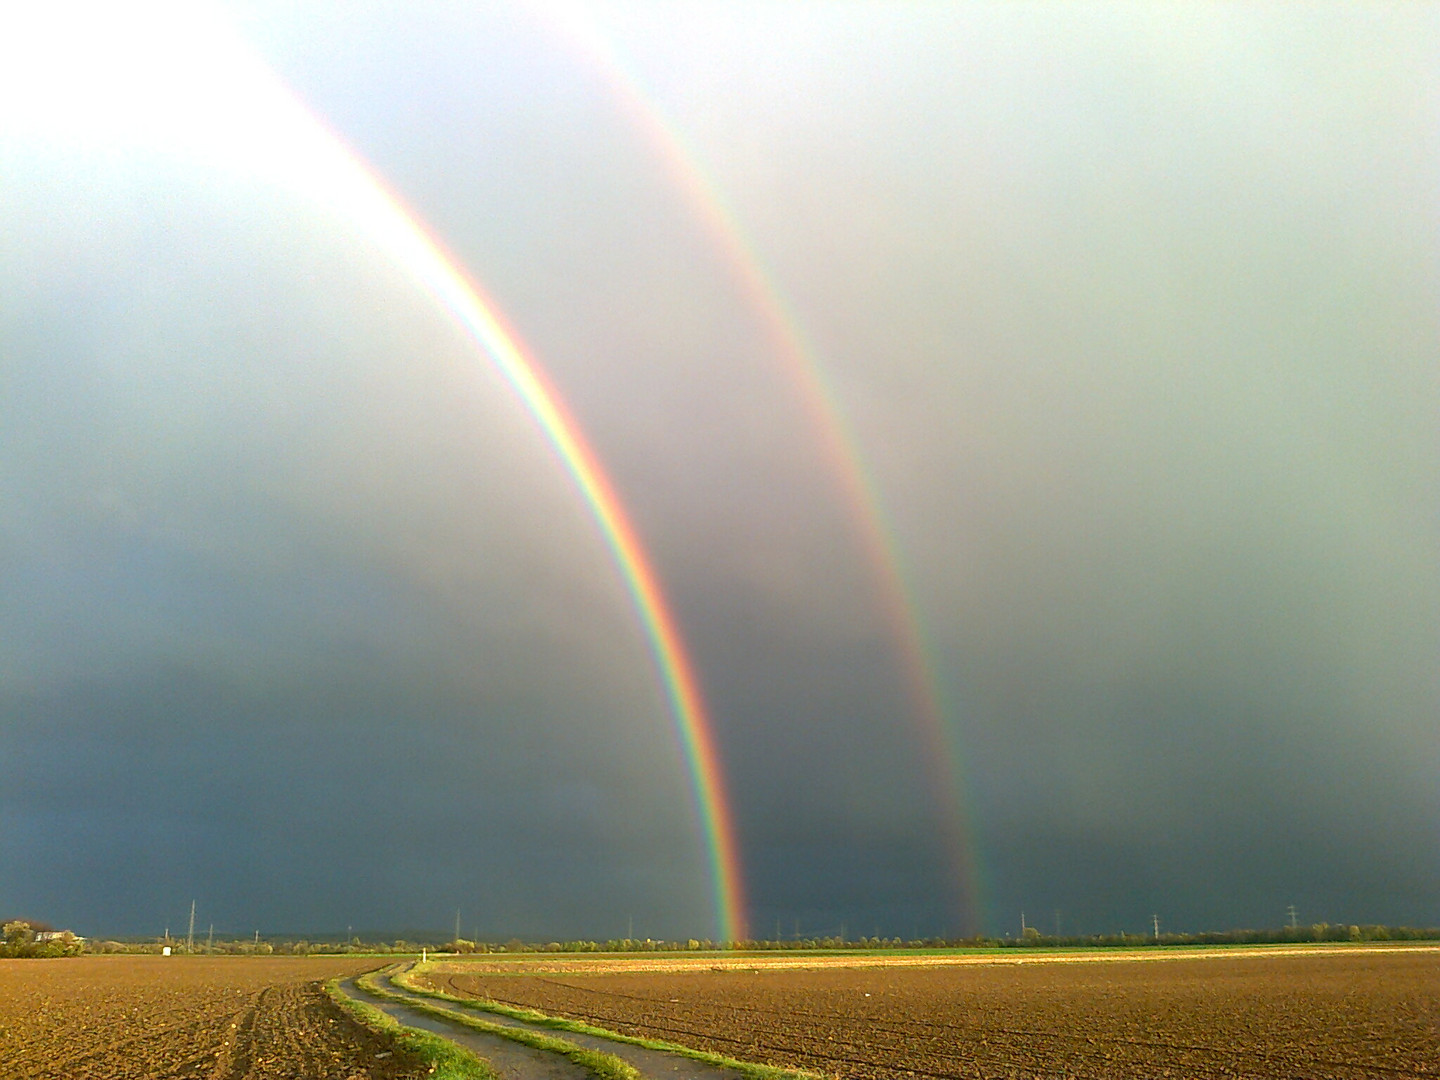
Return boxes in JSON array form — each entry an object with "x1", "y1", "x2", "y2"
[
  {"x1": 0, "y1": 131, "x2": 712, "y2": 937},
  {"x1": 3, "y1": 2, "x2": 1436, "y2": 939}
]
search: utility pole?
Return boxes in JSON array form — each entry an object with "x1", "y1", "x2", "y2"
[
  {"x1": 187, "y1": 900, "x2": 196, "y2": 953},
  {"x1": 1152, "y1": 914, "x2": 1160, "y2": 941},
  {"x1": 1287, "y1": 904, "x2": 1298, "y2": 929}
]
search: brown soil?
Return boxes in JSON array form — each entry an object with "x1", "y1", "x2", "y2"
[
  {"x1": 0, "y1": 956, "x2": 426, "y2": 1079},
  {"x1": 420, "y1": 947, "x2": 1440, "y2": 1079}
]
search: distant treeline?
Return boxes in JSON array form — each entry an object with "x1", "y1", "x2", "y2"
[
  {"x1": 7, "y1": 921, "x2": 1437, "y2": 957},
  {"x1": 700, "y1": 924, "x2": 1440, "y2": 951},
  {"x1": 985, "y1": 922, "x2": 1440, "y2": 948}
]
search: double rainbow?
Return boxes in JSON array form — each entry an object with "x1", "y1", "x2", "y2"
[{"x1": 545, "y1": 8, "x2": 983, "y2": 933}]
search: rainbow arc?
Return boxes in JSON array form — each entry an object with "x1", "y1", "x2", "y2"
[
  {"x1": 104, "y1": 20, "x2": 754, "y2": 944},
  {"x1": 545, "y1": 9, "x2": 982, "y2": 933},
  {"x1": 300, "y1": 126, "x2": 749, "y2": 945}
]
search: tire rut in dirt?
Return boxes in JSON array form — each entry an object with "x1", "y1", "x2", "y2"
[
  {"x1": 210, "y1": 990, "x2": 264, "y2": 1079},
  {"x1": 345, "y1": 979, "x2": 589, "y2": 1080},
  {"x1": 379, "y1": 974, "x2": 748, "y2": 1080}
]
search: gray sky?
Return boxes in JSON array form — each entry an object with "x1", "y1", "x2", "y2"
[{"x1": 2, "y1": 1, "x2": 1436, "y2": 940}]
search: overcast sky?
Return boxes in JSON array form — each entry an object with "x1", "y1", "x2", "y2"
[{"x1": 2, "y1": 2, "x2": 1437, "y2": 941}]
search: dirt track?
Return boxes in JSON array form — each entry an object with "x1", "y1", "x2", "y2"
[
  {"x1": 0, "y1": 956, "x2": 423, "y2": 1079},
  {"x1": 421, "y1": 948, "x2": 1440, "y2": 1079}
]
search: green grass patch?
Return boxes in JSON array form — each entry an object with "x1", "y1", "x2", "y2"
[
  {"x1": 323, "y1": 976, "x2": 496, "y2": 1080},
  {"x1": 397, "y1": 964, "x2": 820, "y2": 1080},
  {"x1": 355, "y1": 969, "x2": 639, "y2": 1080}
]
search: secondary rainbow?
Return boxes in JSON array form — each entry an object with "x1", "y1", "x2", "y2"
[
  {"x1": 245, "y1": 55, "x2": 748, "y2": 943},
  {"x1": 544, "y1": 8, "x2": 983, "y2": 933}
]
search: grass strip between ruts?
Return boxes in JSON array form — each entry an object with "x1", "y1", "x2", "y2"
[
  {"x1": 323, "y1": 976, "x2": 497, "y2": 1080},
  {"x1": 395, "y1": 964, "x2": 822, "y2": 1080},
  {"x1": 356, "y1": 968, "x2": 640, "y2": 1080}
]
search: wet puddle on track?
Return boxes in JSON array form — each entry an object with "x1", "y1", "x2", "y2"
[
  {"x1": 345, "y1": 973, "x2": 749, "y2": 1080},
  {"x1": 341, "y1": 978, "x2": 587, "y2": 1080}
]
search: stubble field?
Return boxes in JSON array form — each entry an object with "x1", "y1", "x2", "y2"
[
  {"x1": 418, "y1": 946, "x2": 1440, "y2": 1080},
  {"x1": 0, "y1": 956, "x2": 422, "y2": 1079}
]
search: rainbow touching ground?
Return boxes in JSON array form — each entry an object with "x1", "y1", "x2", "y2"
[
  {"x1": 545, "y1": 8, "x2": 983, "y2": 934},
  {"x1": 238, "y1": 56, "x2": 749, "y2": 943}
]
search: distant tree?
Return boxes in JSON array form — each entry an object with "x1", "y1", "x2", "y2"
[
  {"x1": 34, "y1": 931, "x2": 83, "y2": 958},
  {"x1": 3, "y1": 921, "x2": 36, "y2": 954}
]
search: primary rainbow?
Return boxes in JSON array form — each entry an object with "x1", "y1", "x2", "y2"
[
  {"x1": 545, "y1": 8, "x2": 983, "y2": 934},
  {"x1": 194, "y1": 33, "x2": 749, "y2": 943},
  {"x1": 313, "y1": 129, "x2": 747, "y2": 946},
  {"x1": 393, "y1": 232, "x2": 750, "y2": 946}
]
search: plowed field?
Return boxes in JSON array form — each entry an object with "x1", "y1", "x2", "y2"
[
  {"x1": 420, "y1": 947, "x2": 1440, "y2": 1079},
  {"x1": 0, "y1": 956, "x2": 424, "y2": 1079}
]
